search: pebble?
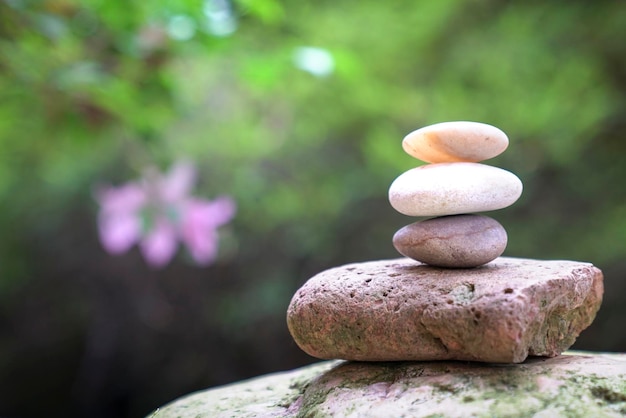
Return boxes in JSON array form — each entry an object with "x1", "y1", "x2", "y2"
[
  {"x1": 286, "y1": 258, "x2": 603, "y2": 363},
  {"x1": 388, "y1": 162, "x2": 523, "y2": 217},
  {"x1": 393, "y1": 215, "x2": 507, "y2": 268},
  {"x1": 402, "y1": 121, "x2": 509, "y2": 163}
]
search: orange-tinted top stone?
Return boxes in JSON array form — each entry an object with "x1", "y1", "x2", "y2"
[{"x1": 402, "y1": 121, "x2": 509, "y2": 163}]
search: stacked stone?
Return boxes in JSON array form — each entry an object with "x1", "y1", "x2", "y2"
[
  {"x1": 286, "y1": 120, "x2": 604, "y2": 364},
  {"x1": 388, "y1": 121, "x2": 523, "y2": 268}
]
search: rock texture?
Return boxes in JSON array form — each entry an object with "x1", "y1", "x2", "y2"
[
  {"x1": 287, "y1": 257, "x2": 603, "y2": 363},
  {"x1": 393, "y1": 215, "x2": 507, "y2": 268},
  {"x1": 150, "y1": 352, "x2": 626, "y2": 418}
]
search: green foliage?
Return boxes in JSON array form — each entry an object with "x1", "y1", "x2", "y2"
[{"x1": 1, "y1": 0, "x2": 626, "y2": 280}]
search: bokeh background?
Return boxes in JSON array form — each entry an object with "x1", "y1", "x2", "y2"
[{"x1": 1, "y1": 0, "x2": 625, "y2": 417}]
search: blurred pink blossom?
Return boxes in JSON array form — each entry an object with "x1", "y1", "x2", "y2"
[{"x1": 95, "y1": 161, "x2": 236, "y2": 268}]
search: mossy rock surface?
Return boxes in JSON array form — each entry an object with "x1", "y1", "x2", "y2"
[{"x1": 150, "y1": 352, "x2": 626, "y2": 418}]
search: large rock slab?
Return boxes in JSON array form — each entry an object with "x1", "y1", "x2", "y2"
[
  {"x1": 287, "y1": 257, "x2": 603, "y2": 363},
  {"x1": 150, "y1": 352, "x2": 626, "y2": 418}
]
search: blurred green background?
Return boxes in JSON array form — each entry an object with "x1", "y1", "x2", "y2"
[{"x1": 1, "y1": 0, "x2": 625, "y2": 416}]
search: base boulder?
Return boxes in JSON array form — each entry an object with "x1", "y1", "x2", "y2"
[
  {"x1": 151, "y1": 352, "x2": 626, "y2": 418},
  {"x1": 287, "y1": 257, "x2": 603, "y2": 363}
]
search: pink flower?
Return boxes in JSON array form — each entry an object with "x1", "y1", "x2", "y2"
[
  {"x1": 95, "y1": 161, "x2": 236, "y2": 268},
  {"x1": 180, "y1": 197, "x2": 236, "y2": 266},
  {"x1": 96, "y1": 182, "x2": 146, "y2": 254},
  {"x1": 139, "y1": 218, "x2": 178, "y2": 268}
]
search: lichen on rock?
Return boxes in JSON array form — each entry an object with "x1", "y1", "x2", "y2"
[{"x1": 150, "y1": 352, "x2": 626, "y2": 418}]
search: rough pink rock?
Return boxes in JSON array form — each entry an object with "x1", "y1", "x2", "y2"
[{"x1": 287, "y1": 257, "x2": 603, "y2": 363}]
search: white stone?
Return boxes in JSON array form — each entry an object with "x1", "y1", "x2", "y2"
[
  {"x1": 402, "y1": 121, "x2": 509, "y2": 163},
  {"x1": 388, "y1": 162, "x2": 523, "y2": 216}
]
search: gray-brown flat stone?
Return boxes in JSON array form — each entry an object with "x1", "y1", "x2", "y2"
[
  {"x1": 287, "y1": 257, "x2": 603, "y2": 363},
  {"x1": 393, "y1": 214, "x2": 507, "y2": 268},
  {"x1": 150, "y1": 352, "x2": 626, "y2": 418}
]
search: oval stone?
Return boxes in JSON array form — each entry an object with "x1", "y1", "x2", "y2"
[
  {"x1": 393, "y1": 215, "x2": 507, "y2": 268},
  {"x1": 388, "y1": 162, "x2": 523, "y2": 216},
  {"x1": 402, "y1": 121, "x2": 509, "y2": 163}
]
